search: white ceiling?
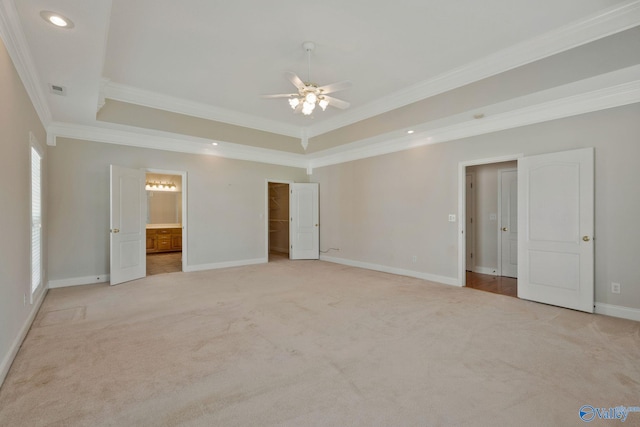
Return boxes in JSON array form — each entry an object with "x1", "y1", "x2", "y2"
[{"x1": 4, "y1": 0, "x2": 639, "y2": 161}]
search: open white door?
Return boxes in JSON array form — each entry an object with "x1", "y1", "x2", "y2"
[
  {"x1": 518, "y1": 148, "x2": 594, "y2": 312},
  {"x1": 110, "y1": 165, "x2": 146, "y2": 285},
  {"x1": 499, "y1": 169, "x2": 518, "y2": 278},
  {"x1": 290, "y1": 183, "x2": 319, "y2": 260}
]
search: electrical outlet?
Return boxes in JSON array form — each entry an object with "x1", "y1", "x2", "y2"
[
  {"x1": 611, "y1": 282, "x2": 621, "y2": 294},
  {"x1": 448, "y1": 214, "x2": 456, "y2": 222}
]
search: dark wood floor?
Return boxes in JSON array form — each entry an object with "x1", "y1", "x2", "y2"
[
  {"x1": 268, "y1": 251, "x2": 289, "y2": 262},
  {"x1": 147, "y1": 252, "x2": 182, "y2": 276},
  {"x1": 466, "y1": 271, "x2": 517, "y2": 297}
]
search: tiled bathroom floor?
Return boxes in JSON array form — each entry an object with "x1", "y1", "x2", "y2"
[{"x1": 147, "y1": 252, "x2": 182, "y2": 276}]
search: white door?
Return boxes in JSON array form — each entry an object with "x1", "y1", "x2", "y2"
[
  {"x1": 110, "y1": 165, "x2": 146, "y2": 285},
  {"x1": 518, "y1": 148, "x2": 594, "y2": 312},
  {"x1": 290, "y1": 183, "x2": 319, "y2": 260},
  {"x1": 465, "y1": 173, "x2": 475, "y2": 270},
  {"x1": 499, "y1": 169, "x2": 518, "y2": 278}
]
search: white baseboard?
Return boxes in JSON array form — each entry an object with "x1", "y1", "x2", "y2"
[
  {"x1": 48, "y1": 274, "x2": 110, "y2": 289},
  {"x1": 595, "y1": 303, "x2": 640, "y2": 322},
  {"x1": 320, "y1": 255, "x2": 459, "y2": 286},
  {"x1": 473, "y1": 266, "x2": 498, "y2": 275},
  {"x1": 0, "y1": 286, "x2": 47, "y2": 387},
  {"x1": 184, "y1": 257, "x2": 267, "y2": 273},
  {"x1": 47, "y1": 258, "x2": 270, "y2": 286}
]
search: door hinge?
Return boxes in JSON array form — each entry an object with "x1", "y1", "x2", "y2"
[{"x1": 471, "y1": 253, "x2": 473, "y2": 259}]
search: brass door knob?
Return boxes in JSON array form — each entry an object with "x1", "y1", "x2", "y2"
[
  {"x1": 111, "y1": 228, "x2": 120, "y2": 233},
  {"x1": 502, "y1": 227, "x2": 508, "y2": 232},
  {"x1": 582, "y1": 236, "x2": 590, "y2": 242}
]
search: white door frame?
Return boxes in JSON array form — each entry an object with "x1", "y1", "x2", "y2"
[
  {"x1": 264, "y1": 179, "x2": 293, "y2": 261},
  {"x1": 146, "y1": 168, "x2": 188, "y2": 272},
  {"x1": 497, "y1": 167, "x2": 518, "y2": 277},
  {"x1": 458, "y1": 154, "x2": 522, "y2": 286}
]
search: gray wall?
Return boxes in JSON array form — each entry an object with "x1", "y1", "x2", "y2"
[
  {"x1": 0, "y1": 38, "x2": 47, "y2": 382},
  {"x1": 47, "y1": 138, "x2": 309, "y2": 280},
  {"x1": 312, "y1": 103, "x2": 640, "y2": 310}
]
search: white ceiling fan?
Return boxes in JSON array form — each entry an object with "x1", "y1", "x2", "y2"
[{"x1": 263, "y1": 41, "x2": 351, "y2": 116}]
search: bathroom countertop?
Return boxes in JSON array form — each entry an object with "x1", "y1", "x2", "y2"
[{"x1": 146, "y1": 224, "x2": 182, "y2": 229}]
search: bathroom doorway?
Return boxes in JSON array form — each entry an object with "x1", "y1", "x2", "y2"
[{"x1": 145, "y1": 169, "x2": 187, "y2": 275}]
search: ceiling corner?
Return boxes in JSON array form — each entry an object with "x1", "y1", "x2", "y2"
[{"x1": 0, "y1": 0, "x2": 52, "y2": 126}]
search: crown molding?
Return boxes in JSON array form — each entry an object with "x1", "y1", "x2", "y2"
[
  {"x1": 306, "y1": 0, "x2": 640, "y2": 138},
  {"x1": 48, "y1": 65, "x2": 640, "y2": 173},
  {"x1": 96, "y1": 2, "x2": 640, "y2": 143},
  {"x1": 4, "y1": 0, "x2": 637, "y2": 148},
  {"x1": 101, "y1": 79, "x2": 302, "y2": 139},
  {"x1": 0, "y1": 0, "x2": 51, "y2": 126},
  {"x1": 306, "y1": 67, "x2": 640, "y2": 170},
  {"x1": 47, "y1": 121, "x2": 308, "y2": 169}
]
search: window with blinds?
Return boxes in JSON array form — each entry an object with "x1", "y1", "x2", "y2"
[{"x1": 31, "y1": 146, "x2": 42, "y2": 294}]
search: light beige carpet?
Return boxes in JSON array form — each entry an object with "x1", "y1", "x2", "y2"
[{"x1": 1, "y1": 259, "x2": 639, "y2": 426}]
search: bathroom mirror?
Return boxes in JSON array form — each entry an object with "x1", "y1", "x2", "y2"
[{"x1": 147, "y1": 191, "x2": 182, "y2": 224}]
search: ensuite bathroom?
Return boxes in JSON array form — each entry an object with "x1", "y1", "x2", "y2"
[{"x1": 145, "y1": 173, "x2": 183, "y2": 275}]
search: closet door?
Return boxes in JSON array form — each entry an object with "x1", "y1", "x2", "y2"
[{"x1": 290, "y1": 183, "x2": 319, "y2": 260}]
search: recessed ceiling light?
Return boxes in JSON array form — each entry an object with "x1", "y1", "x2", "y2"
[
  {"x1": 407, "y1": 130, "x2": 415, "y2": 134},
  {"x1": 40, "y1": 11, "x2": 74, "y2": 29},
  {"x1": 212, "y1": 142, "x2": 218, "y2": 146}
]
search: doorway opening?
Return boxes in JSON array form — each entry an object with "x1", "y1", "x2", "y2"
[
  {"x1": 459, "y1": 149, "x2": 594, "y2": 311},
  {"x1": 145, "y1": 170, "x2": 187, "y2": 276},
  {"x1": 459, "y1": 156, "x2": 519, "y2": 297},
  {"x1": 267, "y1": 181, "x2": 290, "y2": 261}
]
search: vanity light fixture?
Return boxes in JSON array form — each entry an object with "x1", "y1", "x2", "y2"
[
  {"x1": 145, "y1": 181, "x2": 177, "y2": 191},
  {"x1": 40, "y1": 11, "x2": 74, "y2": 29}
]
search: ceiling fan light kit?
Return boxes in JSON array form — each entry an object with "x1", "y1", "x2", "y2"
[{"x1": 263, "y1": 41, "x2": 351, "y2": 116}]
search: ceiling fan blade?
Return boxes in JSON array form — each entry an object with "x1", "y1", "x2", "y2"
[
  {"x1": 324, "y1": 95, "x2": 350, "y2": 110},
  {"x1": 293, "y1": 102, "x2": 303, "y2": 114},
  {"x1": 318, "y1": 80, "x2": 352, "y2": 95},
  {"x1": 285, "y1": 71, "x2": 306, "y2": 90},
  {"x1": 261, "y1": 93, "x2": 297, "y2": 99}
]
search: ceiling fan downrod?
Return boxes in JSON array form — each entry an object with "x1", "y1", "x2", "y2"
[{"x1": 303, "y1": 41, "x2": 315, "y2": 84}]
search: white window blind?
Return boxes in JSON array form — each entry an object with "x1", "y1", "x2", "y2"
[{"x1": 31, "y1": 146, "x2": 42, "y2": 294}]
